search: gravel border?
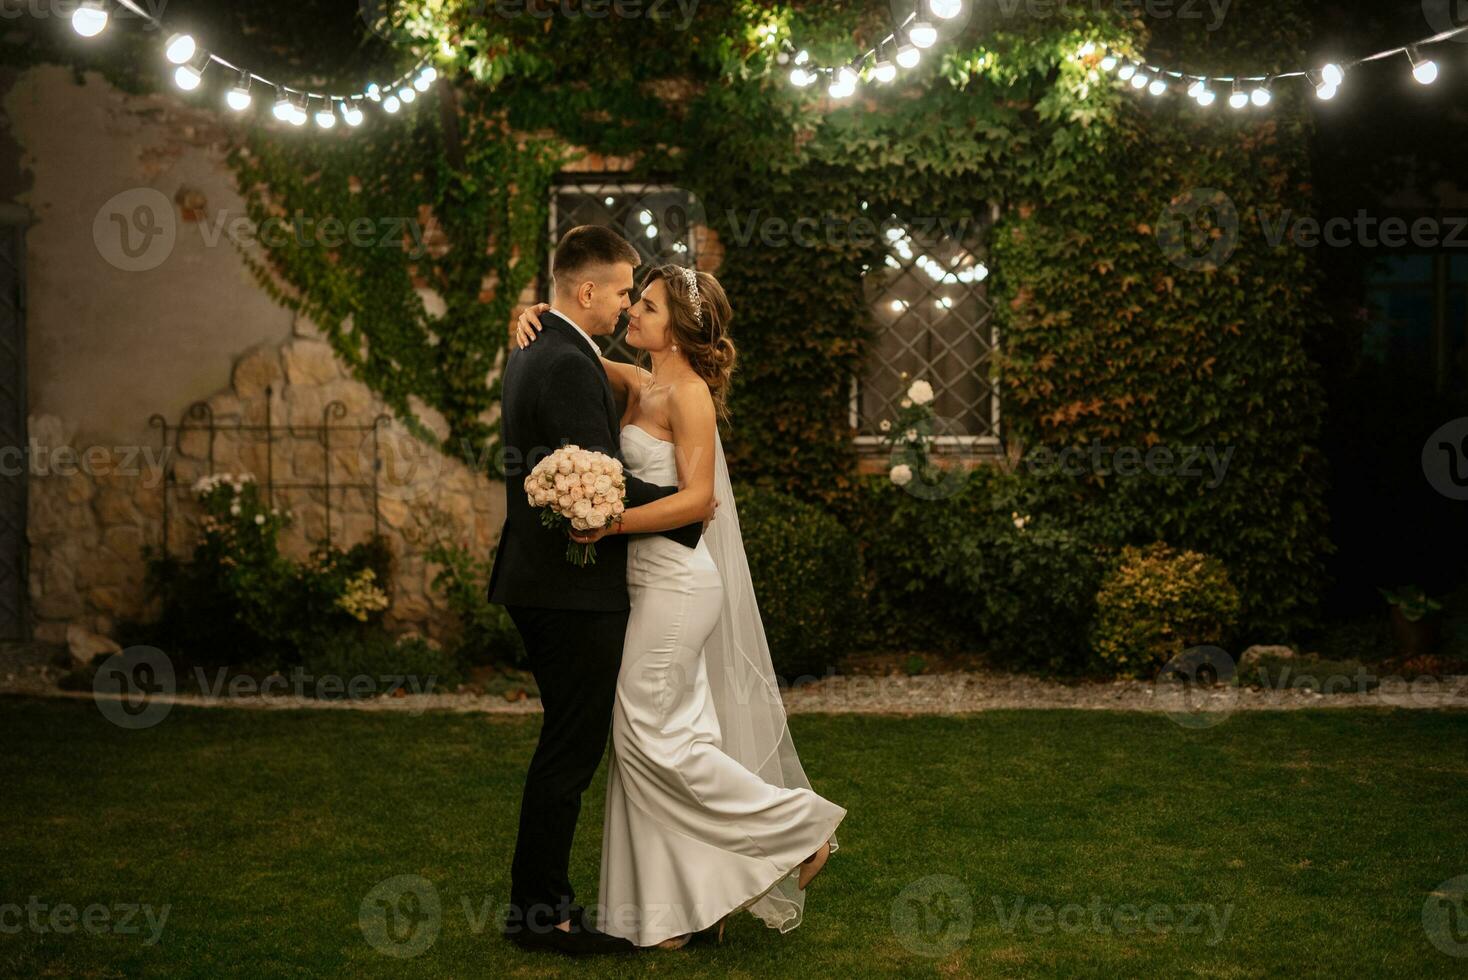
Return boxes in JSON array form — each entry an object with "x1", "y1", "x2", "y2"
[{"x1": 6, "y1": 666, "x2": 1468, "y2": 716}]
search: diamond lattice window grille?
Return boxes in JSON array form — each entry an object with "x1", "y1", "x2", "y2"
[
  {"x1": 852, "y1": 216, "x2": 999, "y2": 449},
  {"x1": 547, "y1": 180, "x2": 701, "y2": 364}
]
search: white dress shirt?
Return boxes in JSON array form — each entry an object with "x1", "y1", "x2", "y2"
[{"x1": 548, "y1": 308, "x2": 602, "y2": 358}]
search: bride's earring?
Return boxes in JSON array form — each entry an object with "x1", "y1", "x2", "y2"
[{"x1": 671, "y1": 344, "x2": 679, "y2": 353}]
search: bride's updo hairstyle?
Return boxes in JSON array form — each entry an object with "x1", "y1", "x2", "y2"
[{"x1": 642, "y1": 264, "x2": 737, "y2": 420}]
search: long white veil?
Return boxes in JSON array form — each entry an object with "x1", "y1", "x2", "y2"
[{"x1": 700, "y1": 429, "x2": 837, "y2": 933}]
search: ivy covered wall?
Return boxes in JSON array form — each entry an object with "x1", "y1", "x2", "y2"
[{"x1": 14, "y1": 0, "x2": 1331, "y2": 638}]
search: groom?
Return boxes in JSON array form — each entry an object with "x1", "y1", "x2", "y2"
[{"x1": 488, "y1": 225, "x2": 705, "y2": 955}]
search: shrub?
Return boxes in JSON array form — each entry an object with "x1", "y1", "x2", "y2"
[
  {"x1": 300, "y1": 627, "x2": 461, "y2": 699},
  {"x1": 856, "y1": 466, "x2": 1107, "y2": 672},
  {"x1": 733, "y1": 484, "x2": 864, "y2": 679},
  {"x1": 141, "y1": 473, "x2": 397, "y2": 669},
  {"x1": 1090, "y1": 543, "x2": 1242, "y2": 677},
  {"x1": 415, "y1": 506, "x2": 525, "y2": 666}
]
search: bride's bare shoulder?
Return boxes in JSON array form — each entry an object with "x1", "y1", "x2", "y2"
[{"x1": 668, "y1": 377, "x2": 715, "y2": 427}]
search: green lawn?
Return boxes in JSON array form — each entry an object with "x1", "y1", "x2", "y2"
[{"x1": 2, "y1": 698, "x2": 1466, "y2": 977}]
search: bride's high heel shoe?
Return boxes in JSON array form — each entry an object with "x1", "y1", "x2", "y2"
[{"x1": 797, "y1": 840, "x2": 832, "y2": 891}]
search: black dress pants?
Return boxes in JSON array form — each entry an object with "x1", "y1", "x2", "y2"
[{"x1": 504, "y1": 604, "x2": 628, "y2": 931}]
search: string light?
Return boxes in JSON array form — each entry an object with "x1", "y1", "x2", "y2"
[
  {"x1": 71, "y1": 0, "x2": 107, "y2": 37},
  {"x1": 226, "y1": 72, "x2": 252, "y2": 111},
  {"x1": 1093, "y1": 20, "x2": 1468, "y2": 114},
  {"x1": 67, "y1": 0, "x2": 433, "y2": 133},
  {"x1": 1407, "y1": 46, "x2": 1438, "y2": 84},
  {"x1": 164, "y1": 32, "x2": 196, "y2": 65},
  {"x1": 784, "y1": 3, "x2": 960, "y2": 95}
]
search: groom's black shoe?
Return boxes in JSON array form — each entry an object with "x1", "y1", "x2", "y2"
[{"x1": 504, "y1": 906, "x2": 637, "y2": 956}]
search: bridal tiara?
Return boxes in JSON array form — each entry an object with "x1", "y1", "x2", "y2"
[{"x1": 680, "y1": 265, "x2": 703, "y2": 321}]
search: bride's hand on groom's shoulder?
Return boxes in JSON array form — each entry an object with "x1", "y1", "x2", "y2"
[{"x1": 513, "y1": 303, "x2": 552, "y2": 349}]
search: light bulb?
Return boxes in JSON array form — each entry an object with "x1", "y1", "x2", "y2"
[
  {"x1": 1130, "y1": 71, "x2": 1148, "y2": 90},
  {"x1": 1228, "y1": 89, "x2": 1248, "y2": 109},
  {"x1": 1187, "y1": 80, "x2": 1204, "y2": 98},
  {"x1": 896, "y1": 44, "x2": 921, "y2": 69},
  {"x1": 1251, "y1": 87, "x2": 1271, "y2": 107},
  {"x1": 1100, "y1": 55, "x2": 1117, "y2": 72},
  {"x1": 398, "y1": 87, "x2": 416, "y2": 104},
  {"x1": 929, "y1": 0, "x2": 963, "y2": 19},
  {"x1": 909, "y1": 22, "x2": 937, "y2": 49},
  {"x1": 1321, "y1": 63, "x2": 1344, "y2": 88},
  {"x1": 290, "y1": 102, "x2": 307, "y2": 126},
  {"x1": 874, "y1": 60, "x2": 896, "y2": 83},
  {"x1": 165, "y1": 33, "x2": 196, "y2": 65},
  {"x1": 790, "y1": 67, "x2": 813, "y2": 87},
  {"x1": 829, "y1": 67, "x2": 857, "y2": 99},
  {"x1": 71, "y1": 1, "x2": 107, "y2": 38},
  {"x1": 1315, "y1": 83, "x2": 1337, "y2": 101},
  {"x1": 174, "y1": 63, "x2": 202, "y2": 91},
  {"x1": 1117, "y1": 63, "x2": 1136, "y2": 81},
  {"x1": 420, "y1": 66, "x2": 438, "y2": 84},
  {"x1": 382, "y1": 95, "x2": 401, "y2": 114},
  {"x1": 341, "y1": 100, "x2": 364, "y2": 126},
  {"x1": 365, "y1": 83, "x2": 382, "y2": 102},
  {"x1": 315, "y1": 106, "x2": 336, "y2": 128},
  {"x1": 272, "y1": 91, "x2": 293, "y2": 121},
  {"x1": 226, "y1": 82, "x2": 252, "y2": 111},
  {"x1": 1413, "y1": 58, "x2": 1438, "y2": 85},
  {"x1": 1148, "y1": 78, "x2": 1167, "y2": 96},
  {"x1": 795, "y1": 49, "x2": 810, "y2": 66},
  {"x1": 414, "y1": 72, "x2": 432, "y2": 92},
  {"x1": 1196, "y1": 88, "x2": 1216, "y2": 107}
]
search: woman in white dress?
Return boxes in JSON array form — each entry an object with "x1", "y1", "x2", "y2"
[{"x1": 514, "y1": 265, "x2": 846, "y2": 950}]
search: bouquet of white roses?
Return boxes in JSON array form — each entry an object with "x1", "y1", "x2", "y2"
[{"x1": 523, "y1": 445, "x2": 627, "y2": 566}]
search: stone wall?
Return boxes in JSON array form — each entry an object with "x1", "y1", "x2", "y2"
[{"x1": 26, "y1": 317, "x2": 506, "y2": 649}]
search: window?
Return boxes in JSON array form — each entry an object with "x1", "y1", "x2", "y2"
[
  {"x1": 547, "y1": 178, "x2": 701, "y2": 363},
  {"x1": 852, "y1": 214, "x2": 999, "y2": 449},
  {"x1": 1364, "y1": 253, "x2": 1468, "y2": 395}
]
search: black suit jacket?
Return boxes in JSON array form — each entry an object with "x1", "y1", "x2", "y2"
[{"x1": 487, "y1": 311, "x2": 702, "y2": 611}]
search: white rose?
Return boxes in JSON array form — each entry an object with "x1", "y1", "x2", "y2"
[
  {"x1": 554, "y1": 473, "x2": 571, "y2": 492},
  {"x1": 558, "y1": 494, "x2": 574, "y2": 511},
  {"x1": 890, "y1": 464, "x2": 913, "y2": 487},
  {"x1": 586, "y1": 509, "x2": 606, "y2": 528},
  {"x1": 907, "y1": 379, "x2": 935, "y2": 405},
  {"x1": 593, "y1": 475, "x2": 612, "y2": 495},
  {"x1": 571, "y1": 516, "x2": 589, "y2": 530},
  {"x1": 556, "y1": 455, "x2": 574, "y2": 475},
  {"x1": 254, "y1": 513, "x2": 266, "y2": 525},
  {"x1": 573, "y1": 452, "x2": 592, "y2": 473},
  {"x1": 905, "y1": 428, "x2": 918, "y2": 442},
  {"x1": 611, "y1": 500, "x2": 625, "y2": 515},
  {"x1": 879, "y1": 419, "x2": 891, "y2": 433},
  {"x1": 900, "y1": 398, "x2": 912, "y2": 409},
  {"x1": 573, "y1": 498, "x2": 592, "y2": 517},
  {"x1": 580, "y1": 471, "x2": 597, "y2": 487}
]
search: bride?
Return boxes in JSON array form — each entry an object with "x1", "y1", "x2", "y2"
[{"x1": 514, "y1": 264, "x2": 846, "y2": 949}]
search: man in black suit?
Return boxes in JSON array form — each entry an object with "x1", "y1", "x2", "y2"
[{"x1": 488, "y1": 225, "x2": 705, "y2": 955}]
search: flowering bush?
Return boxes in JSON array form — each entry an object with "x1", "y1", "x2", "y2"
[
  {"x1": 1090, "y1": 543, "x2": 1242, "y2": 677},
  {"x1": 140, "y1": 472, "x2": 396, "y2": 668},
  {"x1": 878, "y1": 376, "x2": 946, "y2": 493}
]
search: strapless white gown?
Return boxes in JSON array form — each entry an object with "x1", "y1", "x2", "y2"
[{"x1": 597, "y1": 424, "x2": 846, "y2": 947}]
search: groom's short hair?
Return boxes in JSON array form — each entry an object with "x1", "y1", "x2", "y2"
[{"x1": 552, "y1": 225, "x2": 641, "y2": 289}]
